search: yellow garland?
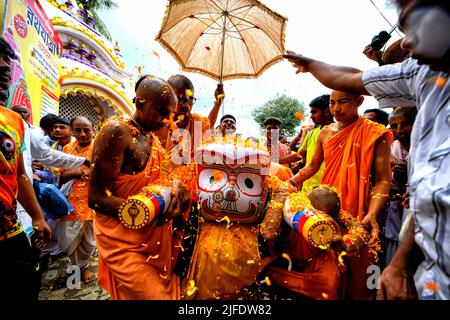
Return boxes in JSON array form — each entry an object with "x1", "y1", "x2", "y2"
[
  {"x1": 201, "y1": 135, "x2": 269, "y2": 155},
  {"x1": 267, "y1": 200, "x2": 284, "y2": 210},
  {"x1": 263, "y1": 175, "x2": 289, "y2": 191},
  {"x1": 338, "y1": 210, "x2": 381, "y2": 262},
  {"x1": 148, "y1": 164, "x2": 197, "y2": 190},
  {"x1": 191, "y1": 113, "x2": 211, "y2": 133},
  {"x1": 285, "y1": 192, "x2": 315, "y2": 212}
]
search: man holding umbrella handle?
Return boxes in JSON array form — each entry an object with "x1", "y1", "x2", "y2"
[{"x1": 207, "y1": 83, "x2": 225, "y2": 129}]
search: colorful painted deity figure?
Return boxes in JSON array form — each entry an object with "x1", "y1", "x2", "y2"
[
  {"x1": 117, "y1": 136, "x2": 291, "y2": 299},
  {"x1": 117, "y1": 136, "x2": 354, "y2": 300}
]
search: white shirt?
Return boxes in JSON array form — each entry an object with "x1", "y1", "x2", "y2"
[
  {"x1": 17, "y1": 123, "x2": 86, "y2": 234},
  {"x1": 363, "y1": 58, "x2": 450, "y2": 299},
  {"x1": 28, "y1": 125, "x2": 85, "y2": 171}
]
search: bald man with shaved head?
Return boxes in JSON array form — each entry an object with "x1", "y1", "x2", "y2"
[
  {"x1": 155, "y1": 74, "x2": 224, "y2": 164},
  {"x1": 88, "y1": 76, "x2": 191, "y2": 299},
  {"x1": 289, "y1": 90, "x2": 392, "y2": 300}
]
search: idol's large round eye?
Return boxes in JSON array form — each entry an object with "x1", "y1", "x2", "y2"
[
  {"x1": 236, "y1": 173, "x2": 262, "y2": 196},
  {"x1": 198, "y1": 169, "x2": 227, "y2": 192},
  {"x1": 1, "y1": 138, "x2": 15, "y2": 153}
]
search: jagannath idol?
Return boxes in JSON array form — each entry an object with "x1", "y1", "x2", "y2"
[{"x1": 117, "y1": 136, "x2": 344, "y2": 299}]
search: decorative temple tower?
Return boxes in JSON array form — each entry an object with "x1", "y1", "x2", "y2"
[{"x1": 42, "y1": 0, "x2": 133, "y2": 130}]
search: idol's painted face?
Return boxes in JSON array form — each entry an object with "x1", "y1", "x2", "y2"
[
  {"x1": 198, "y1": 164, "x2": 264, "y2": 222},
  {"x1": 195, "y1": 143, "x2": 270, "y2": 223}
]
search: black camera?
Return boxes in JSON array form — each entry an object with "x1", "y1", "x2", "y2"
[{"x1": 370, "y1": 31, "x2": 392, "y2": 51}]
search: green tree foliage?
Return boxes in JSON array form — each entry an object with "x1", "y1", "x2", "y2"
[
  {"x1": 78, "y1": 0, "x2": 118, "y2": 41},
  {"x1": 252, "y1": 94, "x2": 306, "y2": 136}
]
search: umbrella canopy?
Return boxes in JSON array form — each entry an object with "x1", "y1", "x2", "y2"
[{"x1": 156, "y1": 0, "x2": 287, "y2": 82}]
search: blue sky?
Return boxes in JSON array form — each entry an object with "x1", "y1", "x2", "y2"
[{"x1": 97, "y1": 0, "x2": 401, "y2": 137}]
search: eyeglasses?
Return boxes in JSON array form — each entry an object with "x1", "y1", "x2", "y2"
[{"x1": 177, "y1": 96, "x2": 197, "y2": 105}]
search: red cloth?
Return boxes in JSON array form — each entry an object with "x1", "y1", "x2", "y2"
[{"x1": 267, "y1": 228, "x2": 341, "y2": 300}]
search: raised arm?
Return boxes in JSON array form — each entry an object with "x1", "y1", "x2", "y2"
[
  {"x1": 88, "y1": 123, "x2": 128, "y2": 217},
  {"x1": 208, "y1": 83, "x2": 224, "y2": 128},
  {"x1": 289, "y1": 126, "x2": 309, "y2": 151},
  {"x1": 283, "y1": 50, "x2": 369, "y2": 96}
]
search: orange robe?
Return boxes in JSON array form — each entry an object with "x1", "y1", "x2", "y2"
[
  {"x1": 182, "y1": 161, "x2": 287, "y2": 299},
  {"x1": 94, "y1": 134, "x2": 180, "y2": 300},
  {"x1": 321, "y1": 117, "x2": 390, "y2": 221},
  {"x1": 158, "y1": 114, "x2": 211, "y2": 172},
  {"x1": 61, "y1": 140, "x2": 94, "y2": 221},
  {"x1": 321, "y1": 117, "x2": 391, "y2": 300},
  {"x1": 267, "y1": 228, "x2": 341, "y2": 300},
  {"x1": 185, "y1": 222, "x2": 274, "y2": 299}
]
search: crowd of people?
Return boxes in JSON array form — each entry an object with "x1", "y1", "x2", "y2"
[{"x1": 0, "y1": 0, "x2": 449, "y2": 301}]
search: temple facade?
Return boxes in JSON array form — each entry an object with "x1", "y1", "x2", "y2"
[{"x1": 42, "y1": 0, "x2": 133, "y2": 129}]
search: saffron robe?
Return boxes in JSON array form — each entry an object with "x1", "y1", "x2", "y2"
[
  {"x1": 184, "y1": 221, "x2": 274, "y2": 299},
  {"x1": 321, "y1": 117, "x2": 391, "y2": 221},
  {"x1": 94, "y1": 134, "x2": 180, "y2": 299},
  {"x1": 321, "y1": 117, "x2": 391, "y2": 300}
]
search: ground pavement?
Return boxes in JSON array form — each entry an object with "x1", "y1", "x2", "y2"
[
  {"x1": 38, "y1": 250, "x2": 110, "y2": 300},
  {"x1": 38, "y1": 252, "x2": 273, "y2": 300}
]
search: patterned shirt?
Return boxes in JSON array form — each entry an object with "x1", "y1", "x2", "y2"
[
  {"x1": 0, "y1": 108, "x2": 25, "y2": 240},
  {"x1": 363, "y1": 58, "x2": 450, "y2": 299},
  {"x1": 60, "y1": 139, "x2": 94, "y2": 221}
]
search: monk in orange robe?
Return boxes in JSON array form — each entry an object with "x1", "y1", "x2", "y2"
[
  {"x1": 289, "y1": 91, "x2": 391, "y2": 300},
  {"x1": 151, "y1": 75, "x2": 223, "y2": 282},
  {"x1": 88, "y1": 76, "x2": 190, "y2": 300},
  {"x1": 155, "y1": 74, "x2": 223, "y2": 166}
]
